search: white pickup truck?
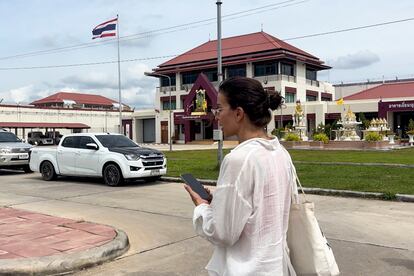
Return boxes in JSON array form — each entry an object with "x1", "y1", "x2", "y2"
[{"x1": 29, "y1": 133, "x2": 167, "y2": 186}]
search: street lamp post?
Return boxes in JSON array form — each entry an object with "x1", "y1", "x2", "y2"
[{"x1": 144, "y1": 72, "x2": 173, "y2": 151}]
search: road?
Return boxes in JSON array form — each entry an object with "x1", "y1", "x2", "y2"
[{"x1": 0, "y1": 170, "x2": 413, "y2": 275}]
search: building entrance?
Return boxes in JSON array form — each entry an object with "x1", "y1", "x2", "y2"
[{"x1": 393, "y1": 111, "x2": 414, "y2": 137}]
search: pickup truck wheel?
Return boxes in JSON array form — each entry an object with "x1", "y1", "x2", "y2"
[
  {"x1": 40, "y1": 161, "x2": 57, "y2": 181},
  {"x1": 103, "y1": 164, "x2": 123, "y2": 186}
]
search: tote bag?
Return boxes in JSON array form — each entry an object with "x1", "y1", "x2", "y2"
[{"x1": 287, "y1": 162, "x2": 340, "y2": 276}]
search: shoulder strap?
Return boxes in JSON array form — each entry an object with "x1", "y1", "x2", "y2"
[{"x1": 280, "y1": 146, "x2": 307, "y2": 204}]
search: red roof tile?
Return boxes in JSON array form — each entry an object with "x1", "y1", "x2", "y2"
[
  {"x1": 344, "y1": 81, "x2": 414, "y2": 100},
  {"x1": 30, "y1": 92, "x2": 117, "y2": 106},
  {"x1": 0, "y1": 122, "x2": 90, "y2": 129},
  {"x1": 158, "y1": 32, "x2": 320, "y2": 68}
]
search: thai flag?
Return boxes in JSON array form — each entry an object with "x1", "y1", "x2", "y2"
[{"x1": 92, "y1": 18, "x2": 117, "y2": 39}]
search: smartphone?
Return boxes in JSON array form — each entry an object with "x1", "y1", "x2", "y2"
[{"x1": 181, "y1": 173, "x2": 210, "y2": 201}]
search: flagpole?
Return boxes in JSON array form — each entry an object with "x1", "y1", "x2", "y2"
[{"x1": 117, "y1": 14, "x2": 122, "y2": 134}]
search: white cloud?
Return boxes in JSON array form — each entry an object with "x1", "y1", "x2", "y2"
[
  {"x1": 59, "y1": 63, "x2": 158, "y2": 109},
  {"x1": 329, "y1": 50, "x2": 380, "y2": 70}
]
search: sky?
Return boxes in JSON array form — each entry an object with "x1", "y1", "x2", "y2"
[{"x1": 1, "y1": 0, "x2": 414, "y2": 109}]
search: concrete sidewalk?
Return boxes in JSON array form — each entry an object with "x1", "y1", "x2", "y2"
[{"x1": 0, "y1": 207, "x2": 129, "y2": 275}]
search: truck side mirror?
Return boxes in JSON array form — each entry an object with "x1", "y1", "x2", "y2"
[{"x1": 86, "y1": 143, "x2": 99, "y2": 150}]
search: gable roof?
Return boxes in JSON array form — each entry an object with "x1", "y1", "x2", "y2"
[
  {"x1": 343, "y1": 81, "x2": 414, "y2": 100},
  {"x1": 31, "y1": 92, "x2": 118, "y2": 106},
  {"x1": 156, "y1": 32, "x2": 328, "y2": 72},
  {"x1": 183, "y1": 73, "x2": 218, "y2": 113}
]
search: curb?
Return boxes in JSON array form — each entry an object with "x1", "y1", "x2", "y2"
[
  {"x1": 0, "y1": 229, "x2": 129, "y2": 276},
  {"x1": 161, "y1": 176, "x2": 414, "y2": 202}
]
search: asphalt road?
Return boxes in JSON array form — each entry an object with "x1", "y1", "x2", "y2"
[{"x1": 0, "y1": 169, "x2": 413, "y2": 276}]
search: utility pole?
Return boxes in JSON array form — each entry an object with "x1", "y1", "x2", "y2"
[{"x1": 216, "y1": 0, "x2": 223, "y2": 167}]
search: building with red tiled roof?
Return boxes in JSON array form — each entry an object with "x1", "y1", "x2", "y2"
[
  {"x1": 136, "y1": 31, "x2": 334, "y2": 144},
  {"x1": 30, "y1": 92, "x2": 130, "y2": 111},
  {"x1": 344, "y1": 81, "x2": 414, "y2": 101},
  {"x1": 156, "y1": 32, "x2": 328, "y2": 73}
]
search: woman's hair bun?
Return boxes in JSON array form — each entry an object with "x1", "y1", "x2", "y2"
[{"x1": 267, "y1": 90, "x2": 283, "y2": 111}]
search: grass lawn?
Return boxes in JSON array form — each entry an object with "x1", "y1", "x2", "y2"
[
  {"x1": 164, "y1": 148, "x2": 414, "y2": 195},
  {"x1": 289, "y1": 147, "x2": 414, "y2": 165}
]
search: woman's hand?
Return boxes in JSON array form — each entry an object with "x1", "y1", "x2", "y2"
[{"x1": 184, "y1": 185, "x2": 212, "y2": 206}]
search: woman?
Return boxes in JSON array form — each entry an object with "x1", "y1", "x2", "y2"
[{"x1": 184, "y1": 77, "x2": 296, "y2": 276}]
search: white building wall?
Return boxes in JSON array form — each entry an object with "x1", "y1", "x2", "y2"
[{"x1": 0, "y1": 105, "x2": 125, "y2": 139}]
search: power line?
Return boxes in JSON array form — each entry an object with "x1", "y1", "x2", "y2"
[
  {"x1": 1, "y1": 16, "x2": 413, "y2": 71},
  {"x1": 0, "y1": 0, "x2": 304, "y2": 61},
  {"x1": 283, "y1": 17, "x2": 414, "y2": 41}
]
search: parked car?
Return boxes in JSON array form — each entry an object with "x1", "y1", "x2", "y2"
[
  {"x1": 29, "y1": 133, "x2": 167, "y2": 186},
  {"x1": 45, "y1": 131, "x2": 63, "y2": 145},
  {"x1": 0, "y1": 129, "x2": 32, "y2": 173},
  {"x1": 28, "y1": 131, "x2": 54, "y2": 145}
]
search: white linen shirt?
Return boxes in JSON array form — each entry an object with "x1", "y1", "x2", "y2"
[{"x1": 193, "y1": 137, "x2": 295, "y2": 276}]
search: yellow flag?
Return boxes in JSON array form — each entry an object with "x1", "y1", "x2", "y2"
[{"x1": 336, "y1": 98, "x2": 344, "y2": 105}]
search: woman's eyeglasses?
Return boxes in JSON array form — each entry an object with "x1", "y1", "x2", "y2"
[{"x1": 211, "y1": 108, "x2": 223, "y2": 116}]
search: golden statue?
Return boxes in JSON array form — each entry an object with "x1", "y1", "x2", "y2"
[
  {"x1": 294, "y1": 100, "x2": 304, "y2": 126},
  {"x1": 192, "y1": 89, "x2": 208, "y2": 115}
]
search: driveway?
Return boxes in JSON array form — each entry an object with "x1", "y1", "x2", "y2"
[{"x1": 0, "y1": 170, "x2": 413, "y2": 275}]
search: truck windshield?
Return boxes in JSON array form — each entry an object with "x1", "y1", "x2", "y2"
[
  {"x1": 0, "y1": 132, "x2": 21, "y2": 143},
  {"x1": 96, "y1": 135, "x2": 138, "y2": 148}
]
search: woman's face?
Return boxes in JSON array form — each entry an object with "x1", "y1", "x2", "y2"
[{"x1": 216, "y1": 92, "x2": 239, "y2": 138}]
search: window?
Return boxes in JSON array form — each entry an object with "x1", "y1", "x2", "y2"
[
  {"x1": 203, "y1": 70, "x2": 218, "y2": 82},
  {"x1": 96, "y1": 135, "x2": 138, "y2": 148},
  {"x1": 227, "y1": 65, "x2": 246, "y2": 78},
  {"x1": 0, "y1": 132, "x2": 20, "y2": 143},
  {"x1": 254, "y1": 61, "x2": 277, "y2": 77},
  {"x1": 78, "y1": 136, "x2": 96, "y2": 149},
  {"x1": 182, "y1": 72, "x2": 199, "y2": 84},
  {"x1": 285, "y1": 92, "x2": 296, "y2": 103},
  {"x1": 162, "y1": 100, "x2": 176, "y2": 110},
  {"x1": 321, "y1": 97, "x2": 332, "y2": 102},
  {"x1": 306, "y1": 95, "x2": 317, "y2": 102},
  {"x1": 160, "y1": 75, "x2": 176, "y2": 87},
  {"x1": 306, "y1": 69, "x2": 317, "y2": 80},
  {"x1": 61, "y1": 136, "x2": 80, "y2": 148},
  {"x1": 281, "y1": 63, "x2": 294, "y2": 76}
]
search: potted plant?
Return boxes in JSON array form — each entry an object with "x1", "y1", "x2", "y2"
[{"x1": 386, "y1": 130, "x2": 396, "y2": 145}]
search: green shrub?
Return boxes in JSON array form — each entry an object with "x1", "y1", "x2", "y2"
[
  {"x1": 407, "y1": 119, "x2": 414, "y2": 135},
  {"x1": 271, "y1": 127, "x2": 285, "y2": 138},
  {"x1": 313, "y1": 133, "x2": 329, "y2": 144},
  {"x1": 358, "y1": 112, "x2": 371, "y2": 129},
  {"x1": 365, "y1": 132, "x2": 382, "y2": 142},
  {"x1": 285, "y1": 133, "x2": 301, "y2": 142},
  {"x1": 314, "y1": 123, "x2": 325, "y2": 134}
]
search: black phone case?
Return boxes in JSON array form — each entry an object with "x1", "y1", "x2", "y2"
[{"x1": 181, "y1": 173, "x2": 210, "y2": 201}]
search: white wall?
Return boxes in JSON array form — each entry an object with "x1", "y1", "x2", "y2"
[{"x1": 0, "y1": 105, "x2": 126, "y2": 139}]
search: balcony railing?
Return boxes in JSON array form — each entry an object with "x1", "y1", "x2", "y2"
[
  {"x1": 306, "y1": 79, "x2": 320, "y2": 87},
  {"x1": 255, "y1": 74, "x2": 296, "y2": 84},
  {"x1": 180, "y1": 84, "x2": 193, "y2": 91},
  {"x1": 157, "y1": 86, "x2": 176, "y2": 94}
]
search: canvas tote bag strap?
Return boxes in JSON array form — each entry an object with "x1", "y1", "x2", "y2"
[{"x1": 281, "y1": 146, "x2": 308, "y2": 203}]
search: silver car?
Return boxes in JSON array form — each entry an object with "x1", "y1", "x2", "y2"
[{"x1": 0, "y1": 129, "x2": 33, "y2": 173}]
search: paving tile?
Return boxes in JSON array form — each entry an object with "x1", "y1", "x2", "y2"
[
  {"x1": 64, "y1": 244, "x2": 96, "y2": 253},
  {"x1": 34, "y1": 235, "x2": 68, "y2": 246},
  {"x1": 18, "y1": 214, "x2": 76, "y2": 225},
  {"x1": 48, "y1": 240, "x2": 90, "y2": 252},
  {"x1": 64, "y1": 222, "x2": 115, "y2": 236},
  {"x1": 0, "y1": 252, "x2": 22, "y2": 259},
  {"x1": 52, "y1": 229, "x2": 97, "y2": 241},
  {"x1": 0, "y1": 241, "x2": 60, "y2": 258},
  {"x1": 0, "y1": 217, "x2": 27, "y2": 224},
  {"x1": 82, "y1": 235, "x2": 112, "y2": 245}
]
